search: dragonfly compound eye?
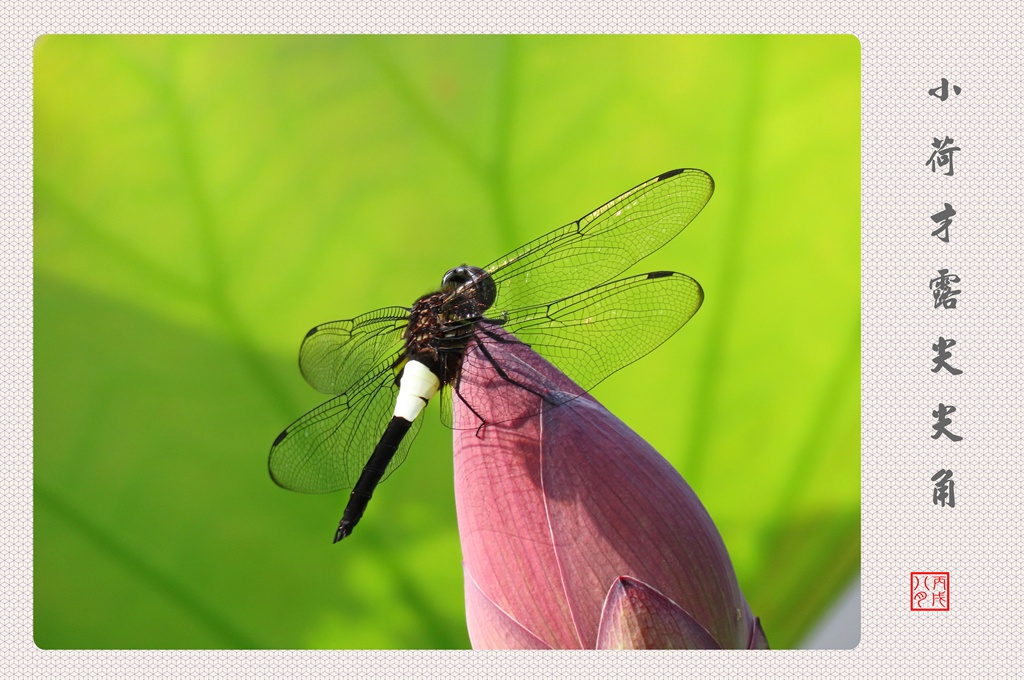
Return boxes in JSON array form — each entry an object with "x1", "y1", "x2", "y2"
[{"x1": 442, "y1": 265, "x2": 497, "y2": 311}]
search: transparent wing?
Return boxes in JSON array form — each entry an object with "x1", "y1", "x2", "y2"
[
  {"x1": 478, "y1": 168, "x2": 712, "y2": 314},
  {"x1": 298, "y1": 306, "x2": 409, "y2": 395},
  {"x1": 444, "y1": 271, "x2": 703, "y2": 429},
  {"x1": 438, "y1": 383, "x2": 454, "y2": 430},
  {"x1": 268, "y1": 364, "x2": 423, "y2": 493},
  {"x1": 500, "y1": 271, "x2": 703, "y2": 390}
]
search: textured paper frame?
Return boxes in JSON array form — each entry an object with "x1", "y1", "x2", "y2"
[{"x1": 6, "y1": 1, "x2": 1019, "y2": 676}]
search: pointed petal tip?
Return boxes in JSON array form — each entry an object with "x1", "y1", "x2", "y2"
[
  {"x1": 595, "y1": 576, "x2": 721, "y2": 650},
  {"x1": 748, "y1": 616, "x2": 770, "y2": 649}
]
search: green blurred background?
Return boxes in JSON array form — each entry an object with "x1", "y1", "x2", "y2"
[{"x1": 34, "y1": 35, "x2": 860, "y2": 649}]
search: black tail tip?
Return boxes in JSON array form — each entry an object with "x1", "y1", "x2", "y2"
[{"x1": 333, "y1": 520, "x2": 353, "y2": 543}]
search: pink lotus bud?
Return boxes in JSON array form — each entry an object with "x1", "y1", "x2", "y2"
[{"x1": 453, "y1": 330, "x2": 768, "y2": 649}]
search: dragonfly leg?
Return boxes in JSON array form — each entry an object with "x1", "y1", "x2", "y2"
[
  {"x1": 469, "y1": 332, "x2": 558, "y2": 408},
  {"x1": 477, "y1": 320, "x2": 524, "y2": 344},
  {"x1": 452, "y1": 367, "x2": 489, "y2": 437}
]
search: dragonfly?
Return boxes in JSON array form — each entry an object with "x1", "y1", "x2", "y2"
[{"x1": 268, "y1": 168, "x2": 714, "y2": 542}]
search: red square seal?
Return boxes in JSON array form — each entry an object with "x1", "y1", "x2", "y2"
[{"x1": 911, "y1": 572, "x2": 950, "y2": 611}]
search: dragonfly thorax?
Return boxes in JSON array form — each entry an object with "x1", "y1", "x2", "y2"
[{"x1": 404, "y1": 289, "x2": 481, "y2": 386}]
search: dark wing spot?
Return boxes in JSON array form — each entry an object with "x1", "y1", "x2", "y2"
[
  {"x1": 656, "y1": 168, "x2": 687, "y2": 181},
  {"x1": 655, "y1": 167, "x2": 714, "y2": 193},
  {"x1": 304, "y1": 326, "x2": 320, "y2": 339},
  {"x1": 273, "y1": 429, "x2": 289, "y2": 446},
  {"x1": 646, "y1": 271, "x2": 674, "y2": 279}
]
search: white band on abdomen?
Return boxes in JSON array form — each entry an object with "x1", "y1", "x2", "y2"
[{"x1": 393, "y1": 359, "x2": 441, "y2": 422}]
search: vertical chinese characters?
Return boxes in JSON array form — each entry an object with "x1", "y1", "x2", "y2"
[
  {"x1": 928, "y1": 78, "x2": 962, "y2": 101},
  {"x1": 926, "y1": 136, "x2": 961, "y2": 176},
  {"x1": 931, "y1": 336, "x2": 962, "y2": 375},
  {"x1": 931, "y1": 469, "x2": 955, "y2": 508},
  {"x1": 925, "y1": 81, "x2": 965, "y2": 508},
  {"x1": 929, "y1": 269, "x2": 961, "y2": 309},
  {"x1": 930, "y1": 203, "x2": 956, "y2": 242}
]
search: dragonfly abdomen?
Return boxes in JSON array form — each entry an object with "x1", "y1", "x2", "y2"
[
  {"x1": 393, "y1": 359, "x2": 441, "y2": 421},
  {"x1": 334, "y1": 359, "x2": 440, "y2": 542},
  {"x1": 334, "y1": 416, "x2": 412, "y2": 542}
]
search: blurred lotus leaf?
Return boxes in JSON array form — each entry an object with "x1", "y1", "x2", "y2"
[{"x1": 34, "y1": 34, "x2": 859, "y2": 649}]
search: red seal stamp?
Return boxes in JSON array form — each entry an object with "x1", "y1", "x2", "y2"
[{"x1": 911, "y1": 572, "x2": 950, "y2": 611}]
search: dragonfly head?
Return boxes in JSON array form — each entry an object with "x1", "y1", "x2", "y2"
[{"x1": 441, "y1": 265, "x2": 497, "y2": 313}]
